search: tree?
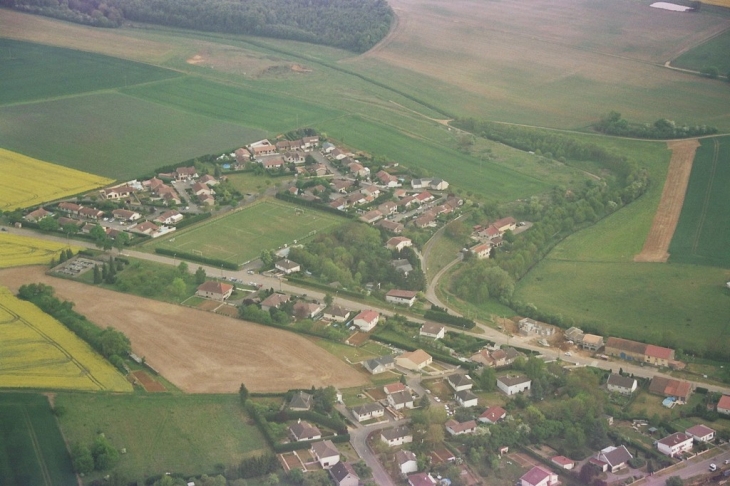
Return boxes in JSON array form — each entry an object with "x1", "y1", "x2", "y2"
[
  {"x1": 177, "y1": 261, "x2": 189, "y2": 274},
  {"x1": 91, "y1": 434, "x2": 119, "y2": 470},
  {"x1": 99, "y1": 327, "x2": 131, "y2": 358},
  {"x1": 666, "y1": 476, "x2": 683, "y2": 486},
  {"x1": 38, "y1": 216, "x2": 60, "y2": 232},
  {"x1": 93, "y1": 265, "x2": 102, "y2": 284},
  {"x1": 70, "y1": 443, "x2": 94, "y2": 474},
  {"x1": 239, "y1": 383, "x2": 249, "y2": 404},
  {"x1": 168, "y1": 277, "x2": 187, "y2": 300},
  {"x1": 323, "y1": 293, "x2": 334, "y2": 307},
  {"x1": 195, "y1": 266, "x2": 207, "y2": 285},
  {"x1": 476, "y1": 366, "x2": 496, "y2": 392},
  {"x1": 700, "y1": 66, "x2": 719, "y2": 79},
  {"x1": 113, "y1": 231, "x2": 129, "y2": 252},
  {"x1": 352, "y1": 462, "x2": 372, "y2": 479},
  {"x1": 579, "y1": 464, "x2": 598, "y2": 485}
]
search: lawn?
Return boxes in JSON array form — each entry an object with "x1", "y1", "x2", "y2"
[
  {"x1": 308, "y1": 338, "x2": 391, "y2": 364},
  {"x1": 0, "y1": 92, "x2": 261, "y2": 180},
  {"x1": 0, "y1": 393, "x2": 76, "y2": 486},
  {"x1": 226, "y1": 172, "x2": 294, "y2": 196},
  {"x1": 669, "y1": 136, "x2": 730, "y2": 268},
  {"x1": 147, "y1": 199, "x2": 346, "y2": 265},
  {"x1": 56, "y1": 393, "x2": 268, "y2": 481},
  {"x1": 672, "y1": 28, "x2": 730, "y2": 74}
]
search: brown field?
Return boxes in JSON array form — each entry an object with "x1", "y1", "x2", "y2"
[
  {"x1": 634, "y1": 139, "x2": 700, "y2": 262},
  {"x1": 130, "y1": 370, "x2": 166, "y2": 392},
  {"x1": 0, "y1": 266, "x2": 368, "y2": 393}
]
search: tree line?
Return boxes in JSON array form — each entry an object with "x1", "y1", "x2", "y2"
[
  {"x1": 594, "y1": 111, "x2": 718, "y2": 139},
  {"x1": 5, "y1": 0, "x2": 393, "y2": 52}
]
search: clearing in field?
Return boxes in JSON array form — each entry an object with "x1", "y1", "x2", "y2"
[
  {"x1": 669, "y1": 136, "x2": 730, "y2": 268},
  {"x1": 635, "y1": 139, "x2": 699, "y2": 263},
  {"x1": 0, "y1": 393, "x2": 76, "y2": 486},
  {"x1": 0, "y1": 148, "x2": 112, "y2": 210},
  {"x1": 149, "y1": 199, "x2": 345, "y2": 265},
  {"x1": 0, "y1": 286, "x2": 132, "y2": 392},
  {"x1": 0, "y1": 266, "x2": 369, "y2": 393},
  {"x1": 0, "y1": 233, "x2": 80, "y2": 268}
]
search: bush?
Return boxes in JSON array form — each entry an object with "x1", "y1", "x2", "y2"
[{"x1": 628, "y1": 457, "x2": 645, "y2": 468}]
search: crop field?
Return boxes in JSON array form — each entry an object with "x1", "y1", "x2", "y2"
[
  {"x1": 0, "y1": 93, "x2": 260, "y2": 180},
  {"x1": 673, "y1": 28, "x2": 730, "y2": 74},
  {"x1": 0, "y1": 233, "x2": 81, "y2": 269},
  {"x1": 669, "y1": 136, "x2": 730, "y2": 267},
  {"x1": 0, "y1": 38, "x2": 180, "y2": 106},
  {"x1": 149, "y1": 199, "x2": 345, "y2": 265},
  {"x1": 56, "y1": 393, "x2": 268, "y2": 480},
  {"x1": 0, "y1": 148, "x2": 112, "y2": 210},
  {"x1": 0, "y1": 286, "x2": 132, "y2": 392},
  {"x1": 0, "y1": 393, "x2": 76, "y2": 486}
]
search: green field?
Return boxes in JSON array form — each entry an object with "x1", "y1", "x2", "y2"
[
  {"x1": 56, "y1": 393, "x2": 267, "y2": 480},
  {"x1": 673, "y1": 29, "x2": 730, "y2": 75},
  {"x1": 0, "y1": 393, "x2": 76, "y2": 486},
  {"x1": 0, "y1": 38, "x2": 180, "y2": 106},
  {"x1": 148, "y1": 199, "x2": 346, "y2": 265},
  {"x1": 669, "y1": 136, "x2": 730, "y2": 268}
]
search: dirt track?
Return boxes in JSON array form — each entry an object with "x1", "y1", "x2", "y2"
[
  {"x1": 634, "y1": 139, "x2": 700, "y2": 263},
  {"x1": 0, "y1": 267, "x2": 368, "y2": 393}
]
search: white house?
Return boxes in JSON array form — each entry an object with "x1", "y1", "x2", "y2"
[
  {"x1": 324, "y1": 305, "x2": 351, "y2": 322},
  {"x1": 396, "y1": 450, "x2": 418, "y2": 475},
  {"x1": 595, "y1": 445, "x2": 632, "y2": 472},
  {"x1": 419, "y1": 322, "x2": 445, "y2": 339},
  {"x1": 551, "y1": 456, "x2": 575, "y2": 470},
  {"x1": 386, "y1": 236, "x2": 412, "y2": 251},
  {"x1": 381, "y1": 426, "x2": 412, "y2": 447},
  {"x1": 520, "y1": 466, "x2": 558, "y2": 486},
  {"x1": 717, "y1": 395, "x2": 730, "y2": 415},
  {"x1": 455, "y1": 390, "x2": 478, "y2": 408},
  {"x1": 362, "y1": 355, "x2": 395, "y2": 374},
  {"x1": 387, "y1": 390, "x2": 414, "y2": 410},
  {"x1": 685, "y1": 424, "x2": 715, "y2": 443},
  {"x1": 470, "y1": 242, "x2": 492, "y2": 260},
  {"x1": 479, "y1": 406, "x2": 507, "y2": 424},
  {"x1": 196, "y1": 281, "x2": 234, "y2": 301},
  {"x1": 447, "y1": 374, "x2": 473, "y2": 392},
  {"x1": 311, "y1": 440, "x2": 340, "y2": 469},
  {"x1": 351, "y1": 402, "x2": 385, "y2": 422},
  {"x1": 154, "y1": 210, "x2": 183, "y2": 225},
  {"x1": 353, "y1": 310, "x2": 379, "y2": 332},
  {"x1": 656, "y1": 432, "x2": 694, "y2": 457},
  {"x1": 606, "y1": 374, "x2": 637, "y2": 395},
  {"x1": 275, "y1": 259, "x2": 301, "y2": 274},
  {"x1": 329, "y1": 462, "x2": 359, "y2": 486},
  {"x1": 385, "y1": 289, "x2": 418, "y2": 307},
  {"x1": 445, "y1": 419, "x2": 477, "y2": 436},
  {"x1": 288, "y1": 421, "x2": 321, "y2": 442},
  {"x1": 497, "y1": 375, "x2": 532, "y2": 395}
]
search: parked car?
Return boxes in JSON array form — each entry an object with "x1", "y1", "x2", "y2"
[{"x1": 709, "y1": 464, "x2": 717, "y2": 472}]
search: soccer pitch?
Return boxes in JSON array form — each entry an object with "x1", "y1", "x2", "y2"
[{"x1": 149, "y1": 200, "x2": 345, "y2": 265}]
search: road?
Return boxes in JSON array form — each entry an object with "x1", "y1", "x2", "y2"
[
  {"x1": 348, "y1": 416, "x2": 406, "y2": 486},
  {"x1": 639, "y1": 446, "x2": 730, "y2": 485}
]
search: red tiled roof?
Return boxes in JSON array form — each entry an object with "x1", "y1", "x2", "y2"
[
  {"x1": 355, "y1": 310, "x2": 379, "y2": 323},
  {"x1": 552, "y1": 455, "x2": 573, "y2": 466},
  {"x1": 645, "y1": 344, "x2": 673, "y2": 360},
  {"x1": 197, "y1": 281, "x2": 233, "y2": 294},
  {"x1": 718, "y1": 394, "x2": 730, "y2": 410},
  {"x1": 520, "y1": 466, "x2": 551, "y2": 485}
]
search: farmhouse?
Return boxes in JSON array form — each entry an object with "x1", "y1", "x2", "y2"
[
  {"x1": 111, "y1": 209, "x2": 141, "y2": 222},
  {"x1": 275, "y1": 259, "x2": 301, "y2": 274},
  {"x1": 329, "y1": 462, "x2": 359, "y2": 486},
  {"x1": 606, "y1": 374, "x2": 637, "y2": 395},
  {"x1": 288, "y1": 420, "x2": 321, "y2": 442},
  {"x1": 260, "y1": 293, "x2": 290, "y2": 311},
  {"x1": 717, "y1": 395, "x2": 730, "y2": 415},
  {"x1": 455, "y1": 390, "x2": 478, "y2": 408},
  {"x1": 396, "y1": 350, "x2": 432, "y2": 370},
  {"x1": 595, "y1": 445, "x2": 632, "y2": 472},
  {"x1": 447, "y1": 374, "x2": 473, "y2": 392},
  {"x1": 196, "y1": 281, "x2": 234, "y2": 301},
  {"x1": 386, "y1": 236, "x2": 412, "y2": 251},
  {"x1": 419, "y1": 322, "x2": 445, "y2": 339},
  {"x1": 351, "y1": 402, "x2": 385, "y2": 422},
  {"x1": 520, "y1": 466, "x2": 558, "y2": 486},
  {"x1": 492, "y1": 216, "x2": 517, "y2": 233},
  {"x1": 154, "y1": 210, "x2": 183, "y2": 225},
  {"x1": 323, "y1": 305, "x2": 351, "y2": 322},
  {"x1": 445, "y1": 419, "x2": 477, "y2": 436},
  {"x1": 685, "y1": 424, "x2": 715, "y2": 442},
  {"x1": 381, "y1": 426, "x2": 412, "y2": 447},
  {"x1": 385, "y1": 289, "x2": 418, "y2": 307},
  {"x1": 479, "y1": 406, "x2": 507, "y2": 424},
  {"x1": 497, "y1": 375, "x2": 531, "y2": 395},
  {"x1": 396, "y1": 450, "x2": 418, "y2": 475},
  {"x1": 311, "y1": 440, "x2": 340, "y2": 469},
  {"x1": 289, "y1": 391, "x2": 313, "y2": 411},
  {"x1": 649, "y1": 376, "x2": 692, "y2": 404},
  {"x1": 656, "y1": 432, "x2": 693, "y2": 457},
  {"x1": 605, "y1": 337, "x2": 677, "y2": 367},
  {"x1": 645, "y1": 344, "x2": 675, "y2": 367},
  {"x1": 362, "y1": 355, "x2": 395, "y2": 374},
  {"x1": 353, "y1": 310, "x2": 379, "y2": 332}
]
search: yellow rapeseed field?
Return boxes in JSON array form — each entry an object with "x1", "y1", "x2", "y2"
[
  {"x1": 0, "y1": 233, "x2": 80, "y2": 268},
  {"x1": 0, "y1": 287, "x2": 132, "y2": 392},
  {"x1": 0, "y1": 148, "x2": 112, "y2": 210},
  {"x1": 702, "y1": 0, "x2": 730, "y2": 6}
]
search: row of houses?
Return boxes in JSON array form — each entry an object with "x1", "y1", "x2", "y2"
[{"x1": 468, "y1": 216, "x2": 519, "y2": 259}]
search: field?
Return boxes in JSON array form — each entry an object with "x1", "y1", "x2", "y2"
[
  {"x1": 669, "y1": 136, "x2": 730, "y2": 267},
  {"x1": 148, "y1": 199, "x2": 346, "y2": 265},
  {"x1": 56, "y1": 393, "x2": 268, "y2": 480},
  {"x1": 0, "y1": 233, "x2": 80, "y2": 268},
  {"x1": 673, "y1": 28, "x2": 730, "y2": 74},
  {"x1": 0, "y1": 148, "x2": 112, "y2": 210},
  {"x1": 0, "y1": 286, "x2": 132, "y2": 392},
  {"x1": 0, "y1": 393, "x2": 76, "y2": 486},
  {"x1": 0, "y1": 266, "x2": 369, "y2": 393}
]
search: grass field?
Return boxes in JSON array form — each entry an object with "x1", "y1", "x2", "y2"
[
  {"x1": 148, "y1": 199, "x2": 346, "y2": 265},
  {"x1": 56, "y1": 393, "x2": 268, "y2": 480},
  {"x1": 673, "y1": 28, "x2": 730, "y2": 74},
  {"x1": 0, "y1": 233, "x2": 80, "y2": 268},
  {"x1": 0, "y1": 148, "x2": 112, "y2": 210},
  {"x1": 0, "y1": 286, "x2": 132, "y2": 392},
  {"x1": 669, "y1": 136, "x2": 730, "y2": 268},
  {"x1": 0, "y1": 393, "x2": 76, "y2": 486}
]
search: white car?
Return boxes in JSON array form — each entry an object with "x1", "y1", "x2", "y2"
[
  {"x1": 710, "y1": 464, "x2": 717, "y2": 472},
  {"x1": 434, "y1": 397, "x2": 440, "y2": 403},
  {"x1": 564, "y1": 352, "x2": 572, "y2": 357}
]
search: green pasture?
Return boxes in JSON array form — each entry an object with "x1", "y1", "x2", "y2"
[
  {"x1": 56, "y1": 392, "x2": 267, "y2": 481},
  {"x1": 669, "y1": 136, "x2": 730, "y2": 268},
  {"x1": 514, "y1": 260, "x2": 730, "y2": 352},
  {"x1": 147, "y1": 199, "x2": 345, "y2": 265},
  {"x1": 0, "y1": 38, "x2": 179, "y2": 106},
  {"x1": 0, "y1": 93, "x2": 260, "y2": 180},
  {"x1": 673, "y1": 29, "x2": 730, "y2": 75},
  {"x1": 0, "y1": 393, "x2": 76, "y2": 486}
]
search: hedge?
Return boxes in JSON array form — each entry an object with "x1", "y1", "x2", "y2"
[
  {"x1": 424, "y1": 309, "x2": 475, "y2": 329},
  {"x1": 275, "y1": 192, "x2": 356, "y2": 219},
  {"x1": 154, "y1": 247, "x2": 238, "y2": 270},
  {"x1": 285, "y1": 276, "x2": 364, "y2": 300},
  {"x1": 264, "y1": 410, "x2": 347, "y2": 435},
  {"x1": 370, "y1": 334, "x2": 475, "y2": 369}
]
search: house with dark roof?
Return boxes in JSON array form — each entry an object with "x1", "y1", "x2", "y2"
[
  {"x1": 323, "y1": 305, "x2": 351, "y2": 322},
  {"x1": 387, "y1": 390, "x2": 414, "y2": 410},
  {"x1": 385, "y1": 289, "x2": 418, "y2": 307},
  {"x1": 288, "y1": 420, "x2": 321, "y2": 442},
  {"x1": 275, "y1": 259, "x2": 301, "y2": 274},
  {"x1": 419, "y1": 322, "x2": 445, "y2": 339},
  {"x1": 656, "y1": 432, "x2": 693, "y2": 457},
  {"x1": 329, "y1": 462, "x2": 359, "y2": 486},
  {"x1": 447, "y1": 374, "x2": 473, "y2": 392},
  {"x1": 445, "y1": 419, "x2": 477, "y2": 436},
  {"x1": 396, "y1": 450, "x2": 418, "y2": 475},
  {"x1": 685, "y1": 424, "x2": 715, "y2": 442},
  {"x1": 381, "y1": 426, "x2": 412, "y2": 447},
  {"x1": 311, "y1": 440, "x2": 340, "y2": 469},
  {"x1": 391, "y1": 259, "x2": 414, "y2": 276},
  {"x1": 595, "y1": 445, "x2": 632, "y2": 472},
  {"x1": 378, "y1": 219, "x2": 404, "y2": 234},
  {"x1": 361, "y1": 355, "x2": 395, "y2": 375},
  {"x1": 606, "y1": 374, "x2": 637, "y2": 395},
  {"x1": 289, "y1": 391, "x2": 313, "y2": 411},
  {"x1": 351, "y1": 402, "x2": 385, "y2": 422},
  {"x1": 520, "y1": 466, "x2": 558, "y2": 486},
  {"x1": 260, "y1": 293, "x2": 290, "y2": 311},
  {"x1": 196, "y1": 281, "x2": 234, "y2": 301},
  {"x1": 497, "y1": 375, "x2": 531, "y2": 395},
  {"x1": 455, "y1": 390, "x2": 478, "y2": 408}
]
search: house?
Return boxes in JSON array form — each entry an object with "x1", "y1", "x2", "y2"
[
  {"x1": 471, "y1": 347, "x2": 524, "y2": 368},
  {"x1": 378, "y1": 219, "x2": 404, "y2": 234},
  {"x1": 551, "y1": 456, "x2": 575, "y2": 470},
  {"x1": 649, "y1": 376, "x2": 692, "y2": 404},
  {"x1": 288, "y1": 421, "x2": 321, "y2": 442},
  {"x1": 249, "y1": 143, "x2": 276, "y2": 157},
  {"x1": 384, "y1": 382, "x2": 407, "y2": 395},
  {"x1": 657, "y1": 432, "x2": 693, "y2": 457},
  {"x1": 396, "y1": 450, "x2": 418, "y2": 475},
  {"x1": 311, "y1": 440, "x2": 340, "y2": 469},
  {"x1": 196, "y1": 281, "x2": 234, "y2": 301},
  {"x1": 348, "y1": 162, "x2": 370, "y2": 178},
  {"x1": 293, "y1": 301, "x2": 325, "y2": 319},
  {"x1": 353, "y1": 310, "x2": 379, "y2": 332},
  {"x1": 414, "y1": 214, "x2": 437, "y2": 229},
  {"x1": 100, "y1": 185, "x2": 134, "y2": 199},
  {"x1": 58, "y1": 217, "x2": 82, "y2": 228},
  {"x1": 284, "y1": 151, "x2": 305, "y2": 164},
  {"x1": 362, "y1": 355, "x2": 395, "y2": 374},
  {"x1": 111, "y1": 209, "x2": 141, "y2": 222},
  {"x1": 645, "y1": 344, "x2": 675, "y2": 367},
  {"x1": 198, "y1": 194, "x2": 215, "y2": 206},
  {"x1": 429, "y1": 179, "x2": 449, "y2": 191},
  {"x1": 386, "y1": 236, "x2": 412, "y2": 251},
  {"x1": 445, "y1": 419, "x2": 477, "y2": 436},
  {"x1": 302, "y1": 136, "x2": 319, "y2": 149},
  {"x1": 388, "y1": 390, "x2": 414, "y2": 410},
  {"x1": 192, "y1": 182, "x2": 213, "y2": 197},
  {"x1": 385, "y1": 289, "x2": 418, "y2": 307},
  {"x1": 260, "y1": 293, "x2": 290, "y2": 311},
  {"x1": 360, "y1": 185, "x2": 380, "y2": 198},
  {"x1": 718, "y1": 395, "x2": 730, "y2": 415},
  {"x1": 518, "y1": 318, "x2": 554, "y2": 336},
  {"x1": 351, "y1": 402, "x2": 385, "y2": 422},
  {"x1": 58, "y1": 202, "x2": 82, "y2": 215},
  {"x1": 605, "y1": 337, "x2": 677, "y2": 367},
  {"x1": 455, "y1": 390, "x2": 478, "y2": 408},
  {"x1": 520, "y1": 466, "x2": 558, "y2": 486},
  {"x1": 360, "y1": 210, "x2": 383, "y2": 224},
  {"x1": 429, "y1": 448, "x2": 456, "y2": 466},
  {"x1": 378, "y1": 201, "x2": 398, "y2": 215},
  {"x1": 479, "y1": 406, "x2": 507, "y2": 424},
  {"x1": 565, "y1": 327, "x2": 584, "y2": 343},
  {"x1": 289, "y1": 391, "x2": 313, "y2": 411},
  {"x1": 492, "y1": 216, "x2": 517, "y2": 233},
  {"x1": 275, "y1": 259, "x2": 301, "y2": 274},
  {"x1": 391, "y1": 259, "x2": 414, "y2": 276},
  {"x1": 497, "y1": 375, "x2": 531, "y2": 395},
  {"x1": 396, "y1": 350, "x2": 432, "y2": 370},
  {"x1": 324, "y1": 305, "x2": 351, "y2": 323},
  {"x1": 606, "y1": 374, "x2": 637, "y2": 395},
  {"x1": 25, "y1": 208, "x2": 51, "y2": 222},
  {"x1": 134, "y1": 221, "x2": 159, "y2": 235},
  {"x1": 408, "y1": 472, "x2": 437, "y2": 486},
  {"x1": 447, "y1": 374, "x2": 473, "y2": 392},
  {"x1": 596, "y1": 445, "x2": 632, "y2": 472},
  {"x1": 381, "y1": 426, "x2": 412, "y2": 447},
  {"x1": 154, "y1": 210, "x2": 184, "y2": 225},
  {"x1": 175, "y1": 166, "x2": 198, "y2": 180},
  {"x1": 470, "y1": 242, "x2": 492, "y2": 260},
  {"x1": 419, "y1": 322, "x2": 445, "y2": 339},
  {"x1": 685, "y1": 424, "x2": 715, "y2": 443},
  {"x1": 329, "y1": 462, "x2": 359, "y2": 486},
  {"x1": 410, "y1": 178, "x2": 429, "y2": 189},
  {"x1": 321, "y1": 142, "x2": 336, "y2": 154},
  {"x1": 199, "y1": 174, "x2": 218, "y2": 186},
  {"x1": 415, "y1": 191, "x2": 434, "y2": 204},
  {"x1": 376, "y1": 170, "x2": 400, "y2": 187},
  {"x1": 262, "y1": 157, "x2": 285, "y2": 170},
  {"x1": 581, "y1": 334, "x2": 604, "y2": 351}
]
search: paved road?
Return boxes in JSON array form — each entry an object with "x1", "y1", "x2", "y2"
[
  {"x1": 639, "y1": 446, "x2": 730, "y2": 485},
  {"x1": 348, "y1": 417, "x2": 406, "y2": 486}
]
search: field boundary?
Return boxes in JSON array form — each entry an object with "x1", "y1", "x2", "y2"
[{"x1": 634, "y1": 139, "x2": 699, "y2": 263}]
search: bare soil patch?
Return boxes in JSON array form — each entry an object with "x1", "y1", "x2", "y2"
[
  {"x1": 634, "y1": 139, "x2": 700, "y2": 263},
  {"x1": 215, "y1": 305, "x2": 239, "y2": 317},
  {"x1": 346, "y1": 331, "x2": 370, "y2": 346},
  {"x1": 508, "y1": 452, "x2": 540, "y2": 469},
  {"x1": 0, "y1": 266, "x2": 368, "y2": 393},
  {"x1": 131, "y1": 370, "x2": 166, "y2": 392},
  {"x1": 196, "y1": 300, "x2": 220, "y2": 311}
]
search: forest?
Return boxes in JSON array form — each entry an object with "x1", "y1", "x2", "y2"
[{"x1": 4, "y1": 0, "x2": 394, "y2": 52}]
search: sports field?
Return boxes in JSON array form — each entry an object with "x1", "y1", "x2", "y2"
[
  {"x1": 0, "y1": 393, "x2": 76, "y2": 486},
  {"x1": 0, "y1": 233, "x2": 80, "y2": 268},
  {"x1": 149, "y1": 199, "x2": 346, "y2": 265},
  {"x1": 0, "y1": 148, "x2": 112, "y2": 210},
  {"x1": 669, "y1": 136, "x2": 730, "y2": 267},
  {"x1": 0, "y1": 286, "x2": 132, "y2": 392}
]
